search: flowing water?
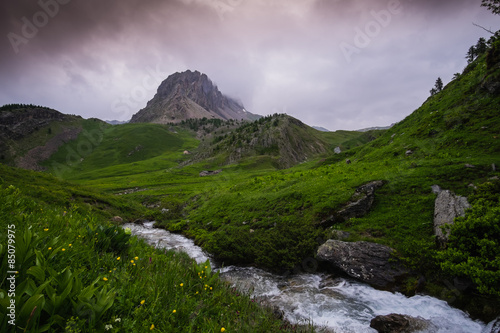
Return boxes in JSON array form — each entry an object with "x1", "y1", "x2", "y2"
[{"x1": 123, "y1": 222, "x2": 491, "y2": 333}]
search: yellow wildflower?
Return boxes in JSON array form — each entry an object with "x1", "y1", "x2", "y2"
[
  {"x1": 44, "y1": 228, "x2": 49, "y2": 232},
  {"x1": 221, "y1": 328, "x2": 226, "y2": 332},
  {"x1": 62, "y1": 248, "x2": 66, "y2": 251},
  {"x1": 172, "y1": 310, "x2": 176, "y2": 313},
  {"x1": 150, "y1": 324, "x2": 155, "y2": 330},
  {"x1": 141, "y1": 300, "x2": 145, "y2": 305},
  {"x1": 134, "y1": 256, "x2": 139, "y2": 260},
  {"x1": 117, "y1": 257, "x2": 121, "y2": 260},
  {"x1": 130, "y1": 260, "x2": 134, "y2": 263},
  {"x1": 180, "y1": 283, "x2": 183, "y2": 287},
  {"x1": 103, "y1": 277, "x2": 108, "y2": 281},
  {"x1": 48, "y1": 247, "x2": 52, "y2": 250}
]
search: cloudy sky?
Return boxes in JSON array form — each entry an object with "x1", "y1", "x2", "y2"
[{"x1": 0, "y1": 0, "x2": 498, "y2": 130}]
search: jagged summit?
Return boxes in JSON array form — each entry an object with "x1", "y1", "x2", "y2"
[{"x1": 130, "y1": 70, "x2": 260, "y2": 124}]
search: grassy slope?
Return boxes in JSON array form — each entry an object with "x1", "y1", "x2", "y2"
[
  {"x1": 40, "y1": 48, "x2": 499, "y2": 279},
  {"x1": 1, "y1": 114, "x2": 91, "y2": 166},
  {"x1": 42, "y1": 123, "x2": 199, "y2": 181},
  {"x1": 0, "y1": 178, "x2": 311, "y2": 332},
  {"x1": 2, "y1": 38, "x2": 499, "y2": 327}
]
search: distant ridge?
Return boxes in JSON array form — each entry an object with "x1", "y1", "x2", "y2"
[
  {"x1": 313, "y1": 126, "x2": 330, "y2": 132},
  {"x1": 130, "y1": 70, "x2": 260, "y2": 124},
  {"x1": 105, "y1": 120, "x2": 129, "y2": 125},
  {"x1": 356, "y1": 124, "x2": 394, "y2": 132}
]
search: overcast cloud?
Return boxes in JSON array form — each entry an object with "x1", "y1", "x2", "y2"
[{"x1": 0, "y1": 0, "x2": 498, "y2": 130}]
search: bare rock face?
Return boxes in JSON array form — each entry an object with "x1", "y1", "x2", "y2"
[
  {"x1": 130, "y1": 70, "x2": 259, "y2": 124},
  {"x1": 317, "y1": 240, "x2": 409, "y2": 289},
  {"x1": 433, "y1": 187, "x2": 470, "y2": 246},
  {"x1": 0, "y1": 107, "x2": 69, "y2": 140},
  {"x1": 320, "y1": 180, "x2": 385, "y2": 228},
  {"x1": 370, "y1": 313, "x2": 437, "y2": 333},
  {"x1": 199, "y1": 169, "x2": 222, "y2": 177}
]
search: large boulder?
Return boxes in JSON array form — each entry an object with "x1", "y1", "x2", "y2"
[
  {"x1": 370, "y1": 313, "x2": 437, "y2": 333},
  {"x1": 432, "y1": 187, "x2": 470, "y2": 246},
  {"x1": 320, "y1": 180, "x2": 385, "y2": 228},
  {"x1": 317, "y1": 240, "x2": 408, "y2": 289}
]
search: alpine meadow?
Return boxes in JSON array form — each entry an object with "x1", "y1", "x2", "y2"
[{"x1": 1, "y1": 8, "x2": 500, "y2": 333}]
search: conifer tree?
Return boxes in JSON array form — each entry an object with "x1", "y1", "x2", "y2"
[
  {"x1": 466, "y1": 46, "x2": 476, "y2": 63},
  {"x1": 482, "y1": 0, "x2": 500, "y2": 14},
  {"x1": 435, "y1": 77, "x2": 443, "y2": 92}
]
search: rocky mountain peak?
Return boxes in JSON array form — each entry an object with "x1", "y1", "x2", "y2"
[{"x1": 130, "y1": 70, "x2": 259, "y2": 124}]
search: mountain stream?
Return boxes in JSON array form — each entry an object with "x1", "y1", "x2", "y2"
[{"x1": 122, "y1": 222, "x2": 491, "y2": 333}]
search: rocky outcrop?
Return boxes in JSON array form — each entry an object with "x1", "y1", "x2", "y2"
[
  {"x1": 199, "y1": 169, "x2": 222, "y2": 177},
  {"x1": 187, "y1": 114, "x2": 330, "y2": 169},
  {"x1": 0, "y1": 106, "x2": 85, "y2": 170},
  {"x1": 317, "y1": 240, "x2": 409, "y2": 289},
  {"x1": 432, "y1": 186, "x2": 470, "y2": 247},
  {"x1": 0, "y1": 107, "x2": 69, "y2": 141},
  {"x1": 320, "y1": 180, "x2": 385, "y2": 228},
  {"x1": 14, "y1": 127, "x2": 82, "y2": 171},
  {"x1": 130, "y1": 70, "x2": 259, "y2": 124},
  {"x1": 370, "y1": 314, "x2": 437, "y2": 333}
]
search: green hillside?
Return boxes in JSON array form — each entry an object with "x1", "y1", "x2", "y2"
[
  {"x1": 0, "y1": 165, "x2": 309, "y2": 332},
  {"x1": 1, "y1": 33, "x2": 500, "y2": 330},
  {"x1": 42, "y1": 123, "x2": 199, "y2": 180}
]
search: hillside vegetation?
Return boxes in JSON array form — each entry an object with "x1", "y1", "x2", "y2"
[
  {"x1": 0, "y1": 169, "x2": 311, "y2": 332},
  {"x1": 1, "y1": 33, "x2": 500, "y2": 329}
]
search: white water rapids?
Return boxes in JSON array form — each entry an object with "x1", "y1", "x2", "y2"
[{"x1": 123, "y1": 222, "x2": 491, "y2": 333}]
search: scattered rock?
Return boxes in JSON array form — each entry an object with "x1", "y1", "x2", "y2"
[
  {"x1": 334, "y1": 147, "x2": 342, "y2": 154},
  {"x1": 431, "y1": 185, "x2": 442, "y2": 194},
  {"x1": 493, "y1": 163, "x2": 497, "y2": 172},
  {"x1": 319, "y1": 181, "x2": 385, "y2": 228},
  {"x1": 329, "y1": 230, "x2": 351, "y2": 240},
  {"x1": 112, "y1": 216, "x2": 123, "y2": 223},
  {"x1": 391, "y1": 133, "x2": 396, "y2": 138},
  {"x1": 249, "y1": 229, "x2": 255, "y2": 233},
  {"x1": 433, "y1": 189, "x2": 470, "y2": 247},
  {"x1": 183, "y1": 150, "x2": 191, "y2": 155},
  {"x1": 468, "y1": 183, "x2": 478, "y2": 189},
  {"x1": 464, "y1": 164, "x2": 476, "y2": 168},
  {"x1": 127, "y1": 145, "x2": 143, "y2": 156},
  {"x1": 370, "y1": 313, "x2": 437, "y2": 333},
  {"x1": 199, "y1": 169, "x2": 222, "y2": 177},
  {"x1": 317, "y1": 240, "x2": 409, "y2": 289},
  {"x1": 490, "y1": 176, "x2": 499, "y2": 181},
  {"x1": 161, "y1": 208, "x2": 169, "y2": 213},
  {"x1": 116, "y1": 187, "x2": 148, "y2": 195},
  {"x1": 405, "y1": 150, "x2": 413, "y2": 156},
  {"x1": 346, "y1": 159, "x2": 351, "y2": 164}
]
